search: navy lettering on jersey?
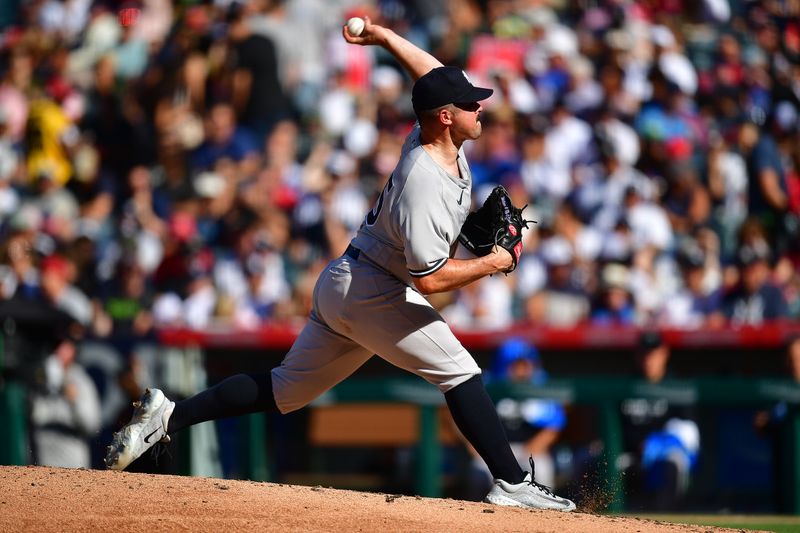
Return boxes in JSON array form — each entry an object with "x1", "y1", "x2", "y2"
[{"x1": 365, "y1": 174, "x2": 394, "y2": 226}]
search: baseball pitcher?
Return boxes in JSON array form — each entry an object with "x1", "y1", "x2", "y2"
[{"x1": 105, "y1": 17, "x2": 575, "y2": 512}]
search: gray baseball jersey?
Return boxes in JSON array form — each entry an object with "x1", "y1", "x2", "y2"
[
  {"x1": 271, "y1": 125, "x2": 481, "y2": 414},
  {"x1": 351, "y1": 125, "x2": 472, "y2": 284}
]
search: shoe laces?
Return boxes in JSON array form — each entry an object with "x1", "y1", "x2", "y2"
[
  {"x1": 149, "y1": 441, "x2": 173, "y2": 466},
  {"x1": 526, "y1": 456, "x2": 555, "y2": 497}
]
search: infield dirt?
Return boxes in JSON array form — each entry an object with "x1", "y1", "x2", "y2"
[{"x1": 0, "y1": 465, "x2": 762, "y2": 532}]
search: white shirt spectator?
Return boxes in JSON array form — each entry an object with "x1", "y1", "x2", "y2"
[
  {"x1": 715, "y1": 150, "x2": 748, "y2": 222},
  {"x1": 661, "y1": 288, "x2": 704, "y2": 328},
  {"x1": 318, "y1": 86, "x2": 356, "y2": 137},
  {"x1": 576, "y1": 164, "x2": 652, "y2": 231},
  {"x1": 251, "y1": 252, "x2": 290, "y2": 305},
  {"x1": 330, "y1": 183, "x2": 369, "y2": 233},
  {"x1": 629, "y1": 252, "x2": 680, "y2": 323},
  {"x1": 184, "y1": 282, "x2": 217, "y2": 329},
  {"x1": 545, "y1": 115, "x2": 593, "y2": 172},
  {"x1": 38, "y1": 0, "x2": 92, "y2": 43},
  {"x1": 30, "y1": 345, "x2": 101, "y2": 468},
  {"x1": 565, "y1": 56, "x2": 604, "y2": 115},
  {"x1": 55, "y1": 285, "x2": 94, "y2": 326},
  {"x1": 515, "y1": 254, "x2": 548, "y2": 298},
  {"x1": 152, "y1": 292, "x2": 184, "y2": 325},
  {"x1": 520, "y1": 156, "x2": 570, "y2": 202},
  {"x1": 627, "y1": 201, "x2": 674, "y2": 251},
  {"x1": 0, "y1": 184, "x2": 19, "y2": 221},
  {"x1": 573, "y1": 225, "x2": 604, "y2": 262},
  {"x1": 597, "y1": 118, "x2": 641, "y2": 167},
  {"x1": 442, "y1": 276, "x2": 513, "y2": 331}
]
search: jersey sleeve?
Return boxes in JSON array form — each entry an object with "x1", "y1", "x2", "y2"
[{"x1": 394, "y1": 175, "x2": 451, "y2": 278}]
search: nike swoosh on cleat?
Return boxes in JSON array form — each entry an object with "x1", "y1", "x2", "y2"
[{"x1": 144, "y1": 427, "x2": 162, "y2": 444}]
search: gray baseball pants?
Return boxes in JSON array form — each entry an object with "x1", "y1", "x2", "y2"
[{"x1": 271, "y1": 253, "x2": 481, "y2": 413}]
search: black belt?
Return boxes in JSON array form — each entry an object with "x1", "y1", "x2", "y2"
[{"x1": 344, "y1": 244, "x2": 360, "y2": 260}]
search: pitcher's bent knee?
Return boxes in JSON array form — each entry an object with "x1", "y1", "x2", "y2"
[
  {"x1": 431, "y1": 367, "x2": 482, "y2": 393},
  {"x1": 270, "y1": 366, "x2": 318, "y2": 414}
]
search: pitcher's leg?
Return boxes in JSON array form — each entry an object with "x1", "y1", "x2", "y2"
[
  {"x1": 445, "y1": 375, "x2": 525, "y2": 483},
  {"x1": 167, "y1": 324, "x2": 370, "y2": 434},
  {"x1": 170, "y1": 314, "x2": 373, "y2": 429},
  {"x1": 342, "y1": 283, "x2": 523, "y2": 483},
  {"x1": 271, "y1": 314, "x2": 373, "y2": 413},
  {"x1": 168, "y1": 373, "x2": 277, "y2": 434}
]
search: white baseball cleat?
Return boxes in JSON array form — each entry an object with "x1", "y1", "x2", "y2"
[
  {"x1": 105, "y1": 388, "x2": 175, "y2": 471},
  {"x1": 484, "y1": 457, "x2": 577, "y2": 512}
]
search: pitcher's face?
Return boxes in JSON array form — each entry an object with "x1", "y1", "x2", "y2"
[{"x1": 451, "y1": 101, "x2": 483, "y2": 141}]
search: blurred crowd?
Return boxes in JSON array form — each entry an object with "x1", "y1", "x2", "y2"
[{"x1": 0, "y1": 0, "x2": 799, "y2": 350}]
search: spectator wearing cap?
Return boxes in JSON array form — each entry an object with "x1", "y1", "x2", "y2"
[
  {"x1": 618, "y1": 331, "x2": 701, "y2": 511},
  {"x1": 464, "y1": 337, "x2": 567, "y2": 501},
  {"x1": 154, "y1": 244, "x2": 216, "y2": 330},
  {"x1": 635, "y1": 66, "x2": 697, "y2": 184},
  {"x1": 571, "y1": 125, "x2": 653, "y2": 235},
  {"x1": 29, "y1": 336, "x2": 101, "y2": 468},
  {"x1": 112, "y1": 4, "x2": 149, "y2": 80},
  {"x1": 322, "y1": 149, "x2": 370, "y2": 256},
  {"x1": 661, "y1": 159, "x2": 711, "y2": 239},
  {"x1": 714, "y1": 240, "x2": 788, "y2": 326},
  {"x1": 591, "y1": 262, "x2": 635, "y2": 325},
  {"x1": 212, "y1": 219, "x2": 291, "y2": 329},
  {"x1": 660, "y1": 239, "x2": 722, "y2": 328},
  {"x1": 622, "y1": 185, "x2": 676, "y2": 323},
  {"x1": 744, "y1": 102, "x2": 795, "y2": 248},
  {"x1": 552, "y1": 200, "x2": 603, "y2": 266},
  {"x1": 706, "y1": 129, "x2": 749, "y2": 262},
  {"x1": 563, "y1": 55, "x2": 604, "y2": 119},
  {"x1": 519, "y1": 114, "x2": 567, "y2": 219},
  {"x1": 190, "y1": 102, "x2": 260, "y2": 178},
  {"x1": 231, "y1": 247, "x2": 291, "y2": 328},
  {"x1": 150, "y1": 211, "x2": 205, "y2": 297},
  {"x1": 544, "y1": 97, "x2": 594, "y2": 185},
  {"x1": 467, "y1": 108, "x2": 522, "y2": 189},
  {"x1": 192, "y1": 169, "x2": 234, "y2": 246},
  {"x1": 441, "y1": 273, "x2": 513, "y2": 331},
  {"x1": 596, "y1": 61, "x2": 640, "y2": 120},
  {"x1": 372, "y1": 65, "x2": 411, "y2": 134},
  {"x1": 526, "y1": 236, "x2": 589, "y2": 327},
  {"x1": 624, "y1": 183, "x2": 674, "y2": 253},
  {"x1": 489, "y1": 66, "x2": 539, "y2": 116},
  {"x1": 40, "y1": 254, "x2": 93, "y2": 328}
]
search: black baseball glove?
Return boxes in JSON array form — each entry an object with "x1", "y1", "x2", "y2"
[{"x1": 457, "y1": 185, "x2": 534, "y2": 273}]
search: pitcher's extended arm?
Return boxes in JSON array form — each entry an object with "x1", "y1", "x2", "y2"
[{"x1": 343, "y1": 17, "x2": 442, "y2": 81}]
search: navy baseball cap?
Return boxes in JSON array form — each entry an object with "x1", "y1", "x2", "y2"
[{"x1": 412, "y1": 66, "x2": 493, "y2": 112}]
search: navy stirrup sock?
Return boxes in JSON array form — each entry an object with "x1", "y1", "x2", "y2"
[
  {"x1": 445, "y1": 374, "x2": 526, "y2": 484},
  {"x1": 167, "y1": 373, "x2": 278, "y2": 434}
]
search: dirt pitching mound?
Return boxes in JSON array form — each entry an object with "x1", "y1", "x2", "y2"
[{"x1": 0, "y1": 466, "x2": 749, "y2": 532}]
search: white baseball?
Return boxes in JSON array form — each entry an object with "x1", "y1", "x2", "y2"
[{"x1": 346, "y1": 17, "x2": 365, "y2": 37}]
